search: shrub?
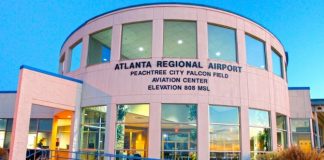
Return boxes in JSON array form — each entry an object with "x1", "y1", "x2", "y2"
[{"x1": 256, "y1": 146, "x2": 324, "y2": 160}]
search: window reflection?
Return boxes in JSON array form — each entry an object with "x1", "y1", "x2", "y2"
[
  {"x1": 121, "y1": 22, "x2": 152, "y2": 60},
  {"x1": 27, "y1": 119, "x2": 53, "y2": 149},
  {"x1": 69, "y1": 41, "x2": 82, "y2": 72},
  {"x1": 249, "y1": 109, "x2": 271, "y2": 159},
  {"x1": 209, "y1": 106, "x2": 240, "y2": 160},
  {"x1": 161, "y1": 104, "x2": 197, "y2": 160},
  {"x1": 80, "y1": 105, "x2": 106, "y2": 155},
  {"x1": 208, "y1": 24, "x2": 237, "y2": 62},
  {"x1": 88, "y1": 28, "x2": 112, "y2": 65},
  {"x1": 276, "y1": 114, "x2": 287, "y2": 150},
  {"x1": 115, "y1": 104, "x2": 149, "y2": 158},
  {"x1": 246, "y1": 35, "x2": 266, "y2": 69},
  {"x1": 291, "y1": 119, "x2": 312, "y2": 152},
  {"x1": 272, "y1": 49, "x2": 283, "y2": 77},
  {"x1": 164, "y1": 21, "x2": 197, "y2": 58}
]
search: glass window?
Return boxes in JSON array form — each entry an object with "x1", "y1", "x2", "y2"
[
  {"x1": 121, "y1": 22, "x2": 152, "y2": 60},
  {"x1": 38, "y1": 119, "x2": 52, "y2": 132},
  {"x1": 69, "y1": 41, "x2": 82, "y2": 72},
  {"x1": 0, "y1": 119, "x2": 6, "y2": 130},
  {"x1": 164, "y1": 21, "x2": 197, "y2": 58},
  {"x1": 29, "y1": 119, "x2": 38, "y2": 132},
  {"x1": 272, "y1": 49, "x2": 283, "y2": 77},
  {"x1": 276, "y1": 114, "x2": 287, "y2": 150},
  {"x1": 246, "y1": 35, "x2": 266, "y2": 69},
  {"x1": 208, "y1": 24, "x2": 237, "y2": 62},
  {"x1": 115, "y1": 104, "x2": 149, "y2": 158},
  {"x1": 291, "y1": 119, "x2": 312, "y2": 152},
  {"x1": 161, "y1": 104, "x2": 197, "y2": 160},
  {"x1": 209, "y1": 106, "x2": 240, "y2": 159},
  {"x1": 249, "y1": 109, "x2": 271, "y2": 159},
  {"x1": 80, "y1": 106, "x2": 106, "y2": 154},
  {"x1": 88, "y1": 28, "x2": 112, "y2": 65},
  {"x1": 0, "y1": 131, "x2": 4, "y2": 148}
]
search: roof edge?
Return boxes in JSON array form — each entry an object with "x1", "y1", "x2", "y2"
[
  {"x1": 0, "y1": 91, "x2": 17, "y2": 94},
  {"x1": 288, "y1": 87, "x2": 310, "y2": 90},
  {"x1": 20, "y1": 65, "x2": 83, "y2": 84}
]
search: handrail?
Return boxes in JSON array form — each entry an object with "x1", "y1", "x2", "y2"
[{"x1": 25, "y1": 149, "x2": 160, "y2": 160}]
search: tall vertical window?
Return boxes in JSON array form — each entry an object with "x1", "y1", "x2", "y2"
[
  {"x1": 276, "y1": 114, "x2": 287, "y2": 150},
  {"x1": 208, "y1": 24, "x2": 237, "y2": 62},
  {"x1": 69, "y1": 41, "x2": 82, "y2": 72},
  {"x1": 121, "y1": 22, "x2": 152, "y2": 60},
  {"x1": 161, "y1": 104, "x2": 197, "y2": 160},
  {"x1": 249, "y1": 109, "x2": 271, "y2": 159},
  {"x1": 115, "y1": 104, "x2": 149, "y2": 157},
  {"x1": 209, "y1": 105, "x2": 240, "y2": 159},
  {"x1": 0, "y1": 119, "x2": 6, "y2": 148},
  {"x1": 246, "y1": 35, "x2": 266, "y2": 69},
  {"x1": 27, "y1": 119, "x2": 52, "y2": 149},
  {"x1": 88, "y1": 28, "x2": 112, "y2": 65},
  {"x1": 272, "y1": 49, "x2": 283, "y2": 77},
  {"x1": 164, "y1": 21, "x2": 197, "y2": 58},
  {"x1": 291, "y1": 119, "x2": 312, "y2": 152},
  {"x1": 80, "y1": 106, "x2": 106, "y2": 153}
]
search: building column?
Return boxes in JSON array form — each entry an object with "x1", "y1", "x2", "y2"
[
  {"x1": 286, "y1": 116, "x2": 291, "y2": 148},
  {"x1": 197, "y1": 103, "x2": 209, "y2": 159},
  {"x1": 148, "y1": 103, "x2": 161, "y2": 158},
  {"x1": 107, "y1": 103, "x2": 117, "y2": 154},
  {"x1": 240, "y1": 106, "x2": 250, "y2": 160},
  {"x1": 271, "y1": 111, "x2": 277, "y2": 151},
  {"x1": 310, "y1": 118, "x2": 315, "y2": 148},
  {"x1": 70, "y1": 107, "x2": 81, "y2": 158},
  {"x1": 314, "y1": 111, "x2": 321, "y2": 150}
]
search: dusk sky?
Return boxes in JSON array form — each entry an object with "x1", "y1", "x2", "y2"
[{"x1": 0, "y1": 0, "x2": 323, "y2": 98}]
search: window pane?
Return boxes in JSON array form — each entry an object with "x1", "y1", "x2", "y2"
[
  {"x1": 276, "y1": 114, "x2": 286, "y2": 130},
  {"x1": 0, "y1": 131, "x2": 4, "y2": 148},
  {"x1": 70, "y1": 41, "x2": 82, "y2": 72},
  {"x1": 116, "y1": 104, "x2": 149, "y2": 158},
  {"x1": 246, "y1": 35, "x2": 266, "y2": 69},
  {"x1": 249, "y1": 127, "x2": 271, "y2": 151},
  {"x1": 121, "y1": 22, "x2": 152, "y2": 60},
  {"x1": 291, "y1": 119, "x2": 310, "y2": 132},
  {"x1": 80, "y1": 106, "x2": 106, "y2": 151},
  {"x1": 164, "y1": 21, "x2": 197, "y2": 58},
  {"x1": 210, "y1": 125, "x2": 240, "y2": 151},
  {"x1": 249, "y1": 109, "x2": 270, "y2": 127},
  {"x1": 29, "y1": 119, "x2": 38, "y2": 132},
  {"x1": 162, "y1": 104, "x2": 197, "y2": 123},
  {"x1": 4, "y1": 132, "x2": 11, "y2": 148},
  {"x1": 161, "y1": 124, "x2": 197, "y2": 159},
  {"x1": 208, "y1": 24, "x2": 237, "y2": 62},
  {"x1": 38, "y1": 119, "x2": 53, "y2": 132},
  {"x1": 210, "y1": 152, "x2": 240, "y2": 160},
  {"x1": 88, "y1": 28, "x2": 112, "y2": 65},
  {"x1": 0, "y1": 119, "x2": 6, "y2": 130},
  {"x1": 6, "y1": 119, "x2": 12, "y2": 132},
  {"x1": 272, "y1": 50, "x2": 283, "y2": 77},
  {"x1": 209, "y1": 105, "x2": 239, "y2": 124},
  {"x1": 37, "y1": 132, "x2": 51, "y2": 148},
  {"x1": 82, "y1": 106, "x2": 107, "y2": 126},
  {"x1": 117, "y1": 104, "x2": 149, "y2": 123},
  {"x1": 277, "y1": 130, "x2": 287, "y2": 149},
  {"x1": 291, "y1": 133, "x2": 312, "y2": 151}
]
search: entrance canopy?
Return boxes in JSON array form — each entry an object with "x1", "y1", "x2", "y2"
[{"x1": 9, "y1": 65, "x2": 82, "y2": 160}]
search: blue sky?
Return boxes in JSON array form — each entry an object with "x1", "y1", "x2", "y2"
[{"x1": 0, "y1": 0, "x2": 323, "y2": 98}]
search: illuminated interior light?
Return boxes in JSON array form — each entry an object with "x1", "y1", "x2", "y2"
[
  {"x1": 215, "y1": 52, "x2": 221, "y2": 56},
  {"x1": 177, "y1": 40, "x2": 183, "y2": 44},
  {"x1": 138, "y1": 47, "x2": 144, "y2": 51}
]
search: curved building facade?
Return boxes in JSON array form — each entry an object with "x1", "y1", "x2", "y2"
[
  {"x1": 59, "y1": 3, "x2": 289, "y2": 159},
  {"x1": 5, "y1": 3, "x2": 323, "y2": 160}
]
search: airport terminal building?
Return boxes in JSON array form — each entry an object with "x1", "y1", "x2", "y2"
[{"x1": 0, "y1": 3, "x2": 323, "y2": 160}]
